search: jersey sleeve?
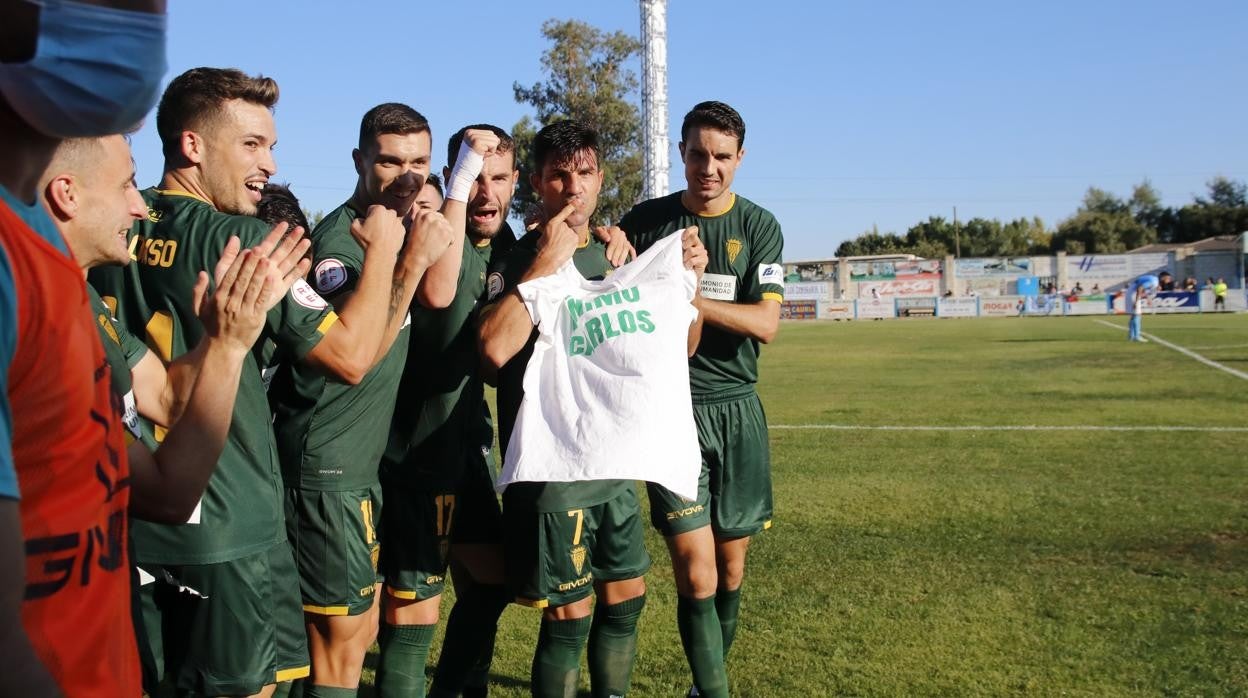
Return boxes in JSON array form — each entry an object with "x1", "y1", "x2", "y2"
[
  {"x1": 308, "y1": 220, "x2": 364, "y2": 303},
  {"x1": 266, "y1": 280, "x2": 338, "y2": 361},
  {"x1": 114, "y1": 311, "x2": 150, "y2": 369},
  {"x1": 741, "y1": 211, "x2": 785, "y2": 303},
  {"x1": 485, "y1": 240, "x2": 537, "y2": 306},
  {"x1": 220, "y1": 216, "x2": 336, "y2": 362},
  {"x1": 0, "y1": 244, "x2": 17, "y2": 499}
]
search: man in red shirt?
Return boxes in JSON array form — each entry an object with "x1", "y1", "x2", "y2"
[{"x1": 0, "y1": 0, "x2": 167, "y2": 695}]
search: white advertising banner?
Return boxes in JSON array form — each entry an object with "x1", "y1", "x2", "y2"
[
  {"x1": 956, "y1": 258, "x2": 1032, "y2": 277},
  {"x1": 1067, "y1": 254, "x2": 1131, "y2": 283},
  {"x1": 1063, "y1": 300, "x2": 1108, "y2": 316},
  {"x1": 937, "y1": 297, "x2": 979, "y2": 317},
  {"x1": 959, "y1": 278, "x2": 1007, "y2": 297},
  {"x1": 783, "y1": 282, "x2": 831, "y2": 301},
  {"x1": 856, "y1": 298, "x2": 895, "y2": 319},
  {"x1": 979, "y1": 296, "x2": 1024, "y2": 317},
  {"x1": 818, "y1": 300, "x2": 855, "y2": 320},
  {"x1": 857, "y1": 279, "x2": 938, "y2": 298}
]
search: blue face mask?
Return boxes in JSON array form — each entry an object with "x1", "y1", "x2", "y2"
[{"x1": 0, "y1": 0, "x2": 167, "y2": 138}]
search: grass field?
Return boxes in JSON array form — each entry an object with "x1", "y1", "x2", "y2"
[{"x1": 362, "y1": 313, "x2": 1248, "y2": 696}]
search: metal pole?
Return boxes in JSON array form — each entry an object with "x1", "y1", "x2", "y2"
[
  {"x1": 639, "y1": 0, "x2": 669, "y2": 201},
  {"x1": 953, "y1": 206, "x2": 960, "y2": 258}
]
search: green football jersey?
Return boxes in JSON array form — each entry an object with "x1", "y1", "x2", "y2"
[
  {"x1": 88, "y1": 188, "x2": 337, "y2": 565},
  {"x1": 270, "y1": 201, "x2": 408, "y2": 491},
  {"x1": 486, "y1": 230, "x2": 630, "y2": 512},
  {"x1": 618, "y1": 192, "x2": 784, "y2": 397},
  {"x1": 381, "y1": 224, "x2": 506, "y2": 490},
  {"x1": 88, "y1": 284, "x2": 148, "y2": 445}
]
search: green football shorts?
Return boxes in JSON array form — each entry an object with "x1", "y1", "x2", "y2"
[
  {"x1": 503, "y1": 483, "x2": 651, "y2": 608},
  {"x1": 135, "y1": 541, "x2": 310, "y2": 695},
  {"x1": 648, "y1": 389, "x2": 774, "y2": 539},
  {"x1": 284, "y1": 485, "x2": 383, "y2": 616}
]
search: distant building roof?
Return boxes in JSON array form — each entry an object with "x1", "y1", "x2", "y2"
[
  {"x1": 1130, "y1": 235, "x2": 1241, "y2": 254},
  {"x1": 785, "y1": 253, "x2": 920, "y2": 265}
]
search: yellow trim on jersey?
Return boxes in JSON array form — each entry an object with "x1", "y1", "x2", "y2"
[
  {"x1": 576, "y1": 231, "x2": 591, "y2": 249},
  {"x1": 302, "y1": 604, "x2": 350, "y2": 616},
  {"x1": 386, "y1": 587, "x2": 420, "y2": 600},
  {"x1": 514, "y1": 596, "x2": 549, "y2": 609},
  {"x1": 275, "y1": 666, "x2": 311, "y2": 682},
  {"x1": 690, "y1": 192, "x2": 736, "y2": 218},
  {"x1": 316, "y1": 311, "x2": 339, "y2": 335},
  {"x1": 153, "y1": 188, "x2": 213, "y2": 206},
  {"x1": 761, "y1": 292, "x2": 784, "y2": 303},
  {"x1": 475, "y1": 238, "x2": 492, "y2": 248}
]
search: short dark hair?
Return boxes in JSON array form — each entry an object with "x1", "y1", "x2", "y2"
[
  {"x1": 681, "y1": 100, "x2": 746, "y2": 148},
  {"x1": 447, "y1": 124, "x2": 515, "y2": 169},
  {"x1": 424, "y1": 173, "x2": 443, "y2": 198},
  {"x1": 531, "y1": 120, "x2": 599, "y2": 173},
  {"x1": 157, "y1": 68, "x2": 279, "y2": 160},
  {"x1": 256, "y1": 182, "x2": 311, "y2": 232},
  {"x1": 358, "y1": 103, "x2": 429, "y2": 153}
]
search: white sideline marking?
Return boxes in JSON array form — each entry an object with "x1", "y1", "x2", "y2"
[
  {"x1": 769, "y1": 424, "x2": 1248, "y2": 433},
  {"x1": 1093, "y1": 319, "x2": 1248, "y2": 382},
  {"x1": 1186, "y1": 342, "x2": 1248, "y2": 350}
]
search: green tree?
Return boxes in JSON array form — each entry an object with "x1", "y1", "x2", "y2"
[
  {"x1": 511, "y1": 19, "x2": 642, "y2": 225},
  {"x1": 835, "y1": 225, "x2": 909, "y2": 257},
  {"x1": 1052, "y1": 187, "x2": 1156, "y2": 253}
]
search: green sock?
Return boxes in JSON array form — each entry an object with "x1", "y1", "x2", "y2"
[
  {"x1": 716, "y1": 587, "x2": 743, "y2": 660},
  {"x1": 376, "y1": 622, "x2": 436, "y2": 698},
  {"x1": 587, "y1": 594, "x2": 646, "y2": 698},
  {"x1": 273, "y1": 680, "x2": 302, "y2": 698},
  {"x1": 302, "y1": 686, "x2": 358, "y2": 698},
  {"x1": 429, "y1": 582, "x2": 508, "y2": 698},
  {"x1": 676, "y1": 595, "x2": 728, "y2": 698},
  {"x1": 531, "y1": 614, "x2": 592, "y2": 698}
]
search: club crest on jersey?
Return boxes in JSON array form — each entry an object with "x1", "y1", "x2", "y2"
[
  {"x1": 146, "y1": 208, "x2": 161, "y2": 223},
  {"x1": 570, "y1": 545, "x2": 587, "y2": 576},
  {"x1": 291, "y1": 279, "x2": 329, "y2": 310},
  {"x1": 314, "y1": 258, "x2": 348, "y2": 294},
  {"x1": 726, "y1": 239, "x2": 743, "y2": 265}
]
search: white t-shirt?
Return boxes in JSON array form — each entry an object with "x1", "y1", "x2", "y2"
[{"x1": 499, "y1": 232, "x2": 701, "y2": 500}]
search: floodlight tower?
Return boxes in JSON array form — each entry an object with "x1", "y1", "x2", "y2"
[{"x1": 640, "y1": 0, "x2": 669, "y2": 200}]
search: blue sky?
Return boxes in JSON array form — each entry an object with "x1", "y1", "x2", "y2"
[{"x1": 128, "y1": 0, "x2": 1248, "y2": 261}]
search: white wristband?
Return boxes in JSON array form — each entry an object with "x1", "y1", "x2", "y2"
[{"x1": 445, "y1": 141, "x2": 484, "y2": 203}]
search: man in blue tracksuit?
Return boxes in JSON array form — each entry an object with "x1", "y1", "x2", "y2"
[{"x1": 1126, "y1": 274, "x2": 1160, "y2": 342}]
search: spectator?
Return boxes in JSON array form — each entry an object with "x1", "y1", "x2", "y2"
[
  {"x1": 1214, "y1": 277, "x2": 1228, "y2": 311},
  {"x1": 1158, "y1": 271, "x2": 1175, "y2": 291}
]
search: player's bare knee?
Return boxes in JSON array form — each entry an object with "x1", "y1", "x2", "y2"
[
  {"x1": 597, "y1": 576, "x2": 646, "y2": 605},
  {"x1": 544, "y1": 596, "x2": 593, "y2": 621},
  {"x1": 715, "y1": 537, "x2": 750, "y2": 590},
  {"x1": 383, "y1": 592, "x2": 441, "y2": 626},
  {"x1": 672, "y1": 556, "x2": 717, "y2": 598}
]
